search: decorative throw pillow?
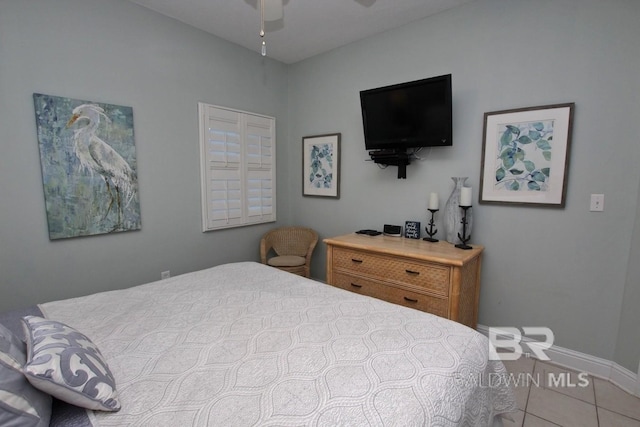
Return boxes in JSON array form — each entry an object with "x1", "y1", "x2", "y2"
[
  {"x1": 21, "y1": 316, "x2": 120, "y2": 412},
  {"x1": 0, "y1": 323, "x2": 52, "y2": 427}
]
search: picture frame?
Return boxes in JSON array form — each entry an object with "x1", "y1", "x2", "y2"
[
  {"x1": 303, "y1": 133, "x2": 340, "y2": 198},
  {"x1": 33, "y1": 93, "x2": 141, "y2": 240},
  {"x1": 479, "y1": 103, "x2": 575, "y2": 207},
  {"x1": 404, "y1": 221, "x2": 421, "y2": 239}
]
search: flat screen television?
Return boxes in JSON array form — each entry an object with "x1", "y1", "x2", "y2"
[{"x1": 360, "y1": 74, "x2": 452, "y2": 151}]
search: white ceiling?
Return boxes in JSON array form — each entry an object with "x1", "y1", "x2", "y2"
[{"x1": 127, "y1": 0, "x2": 475, "y2": 64}]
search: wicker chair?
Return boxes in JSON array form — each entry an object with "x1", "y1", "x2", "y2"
[{"x1": 260, "y1": 227, "x2": 319, "y2": 278}]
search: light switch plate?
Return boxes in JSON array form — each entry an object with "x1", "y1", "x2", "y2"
[{"x1": 590, "y1": 194, "x2": 604, "y2": 212}]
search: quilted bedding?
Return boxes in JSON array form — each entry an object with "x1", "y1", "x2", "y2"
[{"x1": 39, "y1": 261, "x2": 515, "y2": 426}]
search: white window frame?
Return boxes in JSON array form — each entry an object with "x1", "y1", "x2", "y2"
[{"x1": 199, "y1": 103, "x2": 276, "y2": 231}]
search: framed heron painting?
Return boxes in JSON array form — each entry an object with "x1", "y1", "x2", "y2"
[{"x1": 33, "y1": 93, "x2": 141, "y2": 240}]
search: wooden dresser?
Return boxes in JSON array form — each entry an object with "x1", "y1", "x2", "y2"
[{"x1": 324, "y1": 233, "x2": 483, "y2": 328}]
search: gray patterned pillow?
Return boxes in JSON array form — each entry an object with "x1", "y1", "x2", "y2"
[
  {"x1": 21, "y1": 316, "x2": 120, "y2": 412},
  {"x1": 0, "y1": 323, "x2": 52, "y2": 427}
]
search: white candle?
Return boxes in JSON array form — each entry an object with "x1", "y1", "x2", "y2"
[
  {"x1": 460, "y1": 186, "x2": 472, "y2": 206},
  {"x1": 428, "y1": 192, "x2": 439, "y2": 210}
]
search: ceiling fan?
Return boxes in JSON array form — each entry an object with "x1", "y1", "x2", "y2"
[
  {"x1": 259, "y1": 0, "x2": 283, "y2": 56},
  {"x1": 250, "y1": 0, "x2": 377, "y2": 56}
]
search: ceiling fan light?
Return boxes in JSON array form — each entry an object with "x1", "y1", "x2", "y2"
[{"x1": 262, "y1": 0, "x2": 283, "y2": 22}]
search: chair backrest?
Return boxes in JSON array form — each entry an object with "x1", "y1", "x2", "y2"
[{"x1": 263, "y1": 227, "x2": 318, "y2": 257}]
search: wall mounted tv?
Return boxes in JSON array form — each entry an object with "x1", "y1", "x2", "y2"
[{"x1": 360, "y1": 74, "x2": 452, "y2": 152}]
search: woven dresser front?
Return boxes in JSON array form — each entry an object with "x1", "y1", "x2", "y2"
[{"x1": 324, "y1": 234, "x2": 483, "y2": 328}]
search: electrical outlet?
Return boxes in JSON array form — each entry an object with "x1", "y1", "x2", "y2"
[
  {"x1": 590, "y1": 194, "x2": 604, "y2": 212},
  {"x1": 161, "y1": 270, "x2": 171, "y2": 280}
]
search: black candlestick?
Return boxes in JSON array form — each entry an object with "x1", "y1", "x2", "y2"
[
  {"x1": 455, "y1": 205, "x2": 472, "y2": 250},
  {"x1": 423, "y1": 209, "x2": 439, "y2": 242}
]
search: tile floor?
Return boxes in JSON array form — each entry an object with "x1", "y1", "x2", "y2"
[{"x1": 502, "y1": 357, "x2": 640, "y2": 426}]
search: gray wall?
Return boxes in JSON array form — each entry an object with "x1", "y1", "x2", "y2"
[
  {"x1": 2, "y1": 0, "x2": 640, "y2": 374},
  {"x1": 0, "y1": 0, "x2": 290, "y2": 311},
  {"x1": 617, "y1": 182, "x2": 640, "y2": 373},
  {"x1": 287, "y1": 0, "x2": 640, "y2": 370}
]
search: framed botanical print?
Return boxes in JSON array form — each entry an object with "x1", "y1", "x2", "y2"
[
  {"x1": 479, "y1": 103, "x2": 574, "y2": 207},
  {"x1": 302, "y1": 133, "x2": 340, "y2": 198}
]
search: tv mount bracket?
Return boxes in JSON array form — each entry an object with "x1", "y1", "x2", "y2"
[{"x1": 369, "y1": 150, "x2": 410, "y2": 179}]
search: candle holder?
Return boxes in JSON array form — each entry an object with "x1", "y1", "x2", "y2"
[
  {"x1": 423, "y1": 209, "x2": 439, "y2": 242},
  {"x1": 455, "y1": 205, "x2": 472, "y2": 250}
]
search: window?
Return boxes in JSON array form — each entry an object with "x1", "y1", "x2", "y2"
[{"x1": 199, "y1": 103, "x2": 276, "y2": 231}]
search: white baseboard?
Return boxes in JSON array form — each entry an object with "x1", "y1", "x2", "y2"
[{"x1": 477, "y1": 324, "x2": 640, "y2": 397}]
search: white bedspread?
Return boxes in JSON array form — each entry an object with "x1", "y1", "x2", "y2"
[{"x1": 40, "y1": 262, "x2": 515, "y2": 426}]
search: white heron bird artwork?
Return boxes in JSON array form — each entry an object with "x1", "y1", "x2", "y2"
[{"x1": 33, "y1": 94, "x2": 141, "y2": 239}]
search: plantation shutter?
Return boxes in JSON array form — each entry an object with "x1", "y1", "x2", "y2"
[
  {"x1": 245, "y1": 115, "x2": 275, "y2": 223},
  {"x1": 199, "y1": 103, "x2": 276, "y2": 231}
]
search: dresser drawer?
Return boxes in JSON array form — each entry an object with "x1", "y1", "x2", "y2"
[
  {"x1": 332, "y1": 247, "x2": 450, "y2": 296},
  {"x1": 332, "y1": 272, "x2": 449, "y2": 318}
]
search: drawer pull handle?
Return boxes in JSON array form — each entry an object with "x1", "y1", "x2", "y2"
[
  {"x1": 404, "y1": 296, "x2": 418, "y2": 303},
  {"x1": 351, "y1": 283, "x2": 363, "y2": 288},
  {"x1": 405, "y1": 270, "x2": 420, "y2": 276},
  {"x1": 351, "y1": 259, "x2": 364, "y2": 264}
]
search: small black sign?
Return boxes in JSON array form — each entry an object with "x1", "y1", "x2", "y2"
[{"x1": 404, "y1": 221, "x2": 420, "y2": 239}]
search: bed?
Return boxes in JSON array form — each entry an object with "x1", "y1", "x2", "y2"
[{"x1": 1, "y1": 261, "x2": 516, "y2": 426}]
